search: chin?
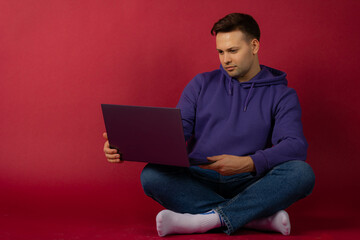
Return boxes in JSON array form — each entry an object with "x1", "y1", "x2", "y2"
[{"x1": 228, "y1": 72, "x2": 241, "y2": 79}]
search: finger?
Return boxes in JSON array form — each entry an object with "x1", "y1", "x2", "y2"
[
  {"x1": 107, "y1": 158, "x2": 124, "y2": 163},
  {"x1": 199, "y1": 161, "x2": 219, "y2": 170},
  {"x1": 199, "y1": 165, "x2": 209, "y2": 169},
  {"x1": 207, "y1": 155, "x2": 224, "y2": 161},
  {"x1": 104, "y1": 147, "x2": 118, "y2": 154},
  {"x1": 103, "y1": 140, "x2": 110, "y2": 151},
  {"x1": 104, "y1": 143, "x2": 118, "y2": 154},
  {"x1": 103, "y1": 132, "x2": 108, "y2": 140},
  {"x1": 104, "y1": 140, "x2": 109, "y2": 148},
  {"x1": 105, "y1": 153, "x2": 121, "y2": 159}
]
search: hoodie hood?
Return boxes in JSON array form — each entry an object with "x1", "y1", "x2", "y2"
[{"x1": 220, "y1": 64, "x2": 288, "y2": 111}]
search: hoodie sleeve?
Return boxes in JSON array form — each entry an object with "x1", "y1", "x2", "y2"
[
  {"x1": 250, "y1": 88, "x2": 308, "y2": 176},
  {"x1": 176, "y1": 74, "x2": 202, "y2": 142}
]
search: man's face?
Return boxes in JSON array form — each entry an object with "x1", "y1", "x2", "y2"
[{"x1": 216, "y1": 30, "x2": 259, "y2": 82}]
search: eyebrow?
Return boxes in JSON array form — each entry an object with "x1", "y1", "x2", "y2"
[{"x1": 216, "y1": 47, "x2": 239, "y2": 51}]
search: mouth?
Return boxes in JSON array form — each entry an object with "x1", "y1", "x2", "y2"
[{"x1": 225, "y1": 66, "x2": 236, "y2": 71}]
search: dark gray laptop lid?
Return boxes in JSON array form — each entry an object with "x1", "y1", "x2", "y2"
[{"x1": 101, "y1": 104, "x2": 191, "y2": 167}]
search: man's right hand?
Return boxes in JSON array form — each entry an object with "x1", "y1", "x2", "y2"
[{"x1": 103, "y1": 132, "x2": 123, "y2": 163}]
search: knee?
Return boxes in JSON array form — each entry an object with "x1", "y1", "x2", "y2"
[
  {"x1": 140, "y1": 164, "x2": 181, "y2": 197},
  {"x1": 279, "y1": 160, "x2": 316, "y2": 197},
  {"x1": 140, "y1": 164, "x2": 159, "y2": 196},
  {"x1": 292, "y1": 161, "x2": 315, "y2": 196}
]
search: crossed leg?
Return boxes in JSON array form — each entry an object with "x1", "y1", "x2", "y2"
[{"x1": 141, "y1": 161, "x2": 315, "y2": 236}]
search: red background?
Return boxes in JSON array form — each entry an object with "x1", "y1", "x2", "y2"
[{"x1": 1, "y1": 0, "x2": 360, "y2": 237}]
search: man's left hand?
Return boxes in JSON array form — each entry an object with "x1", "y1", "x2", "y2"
[{"x1": 200, "y1": 155, "x2": 255, "y2": 176}]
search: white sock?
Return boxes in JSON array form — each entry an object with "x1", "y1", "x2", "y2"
[
  {"x1": 244, "y1": 210, "x2": 291, "y2": 235},
  {"x1": 156, "y1": 209, "x2": 223, "y2": 237}
]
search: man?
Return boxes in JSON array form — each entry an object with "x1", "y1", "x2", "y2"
[{"x1": 103, "y1": 13, "x2": 315, "y2": 236}]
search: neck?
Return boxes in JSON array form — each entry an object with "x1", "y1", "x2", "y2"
[{"x1": 238, "y1": 57, "x2": 261, "y2": 83}]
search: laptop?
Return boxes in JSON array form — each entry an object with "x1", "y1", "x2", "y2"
[{"x1": 101, "y1": 104, "x2": 211, "y2": 167}]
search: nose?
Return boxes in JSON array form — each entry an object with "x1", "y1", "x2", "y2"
[{"x1": 223, "y1": 53, "x2": 231, "y2": 64}]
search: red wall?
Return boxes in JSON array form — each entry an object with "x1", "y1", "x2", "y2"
[{"x1": 1, "y1": 0, "x2": 359, "y2": 221}]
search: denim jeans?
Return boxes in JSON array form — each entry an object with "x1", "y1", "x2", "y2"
[{"x1": 141, "y1": 160, "x2": 315, "y2": 235}]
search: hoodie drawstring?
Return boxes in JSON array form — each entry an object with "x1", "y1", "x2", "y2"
[
  {"x1": 243, "y1": 82, "x2": 255, "y2": 112},
  {"x1": 228, "y1": 78, "x2": 233, "y2": 95}
]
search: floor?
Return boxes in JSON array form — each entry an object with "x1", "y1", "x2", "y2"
[{"x1": 1, "y1": 210, "x2": 359, "y2": 240}]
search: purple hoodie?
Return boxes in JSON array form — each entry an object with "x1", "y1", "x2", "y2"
[{"x1": 177, "y1": 65, "x2": 308, "y2": 176}]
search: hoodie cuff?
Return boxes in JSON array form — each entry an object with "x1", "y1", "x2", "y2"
[{"x1": 250, "y1": 151, "x2": 269, "y2": 177}]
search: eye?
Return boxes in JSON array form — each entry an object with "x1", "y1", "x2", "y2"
[
  {"x1": 217, "y1": 50, "x2": 224, "y2": 55},
  {"x1": 229, "y1": 49, "x2": 238, "y2": 53}
]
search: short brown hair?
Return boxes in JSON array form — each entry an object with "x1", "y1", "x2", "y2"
[{"x1": 211, "y1": 13, "x2": 260, "y2": 41}]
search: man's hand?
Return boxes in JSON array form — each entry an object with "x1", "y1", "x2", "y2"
[
  {"x1": 200, "y1": 154, "x2": 255, "y2": 176},
  {"x1": 103, "y1": 132, "x2": 123, "y2": 163}
]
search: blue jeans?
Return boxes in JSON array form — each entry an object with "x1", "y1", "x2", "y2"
[{"x1": 141, "y1": 160, "x2": 315, "y2": 235}]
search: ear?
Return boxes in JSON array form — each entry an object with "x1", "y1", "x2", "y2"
[{"x1": 251, "y1": 39, "x2": 260, "y2": 55}]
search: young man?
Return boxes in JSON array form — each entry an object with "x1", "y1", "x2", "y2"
[{"x1": 103, "y1": 13, "x2": 315, "y2": 236}]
